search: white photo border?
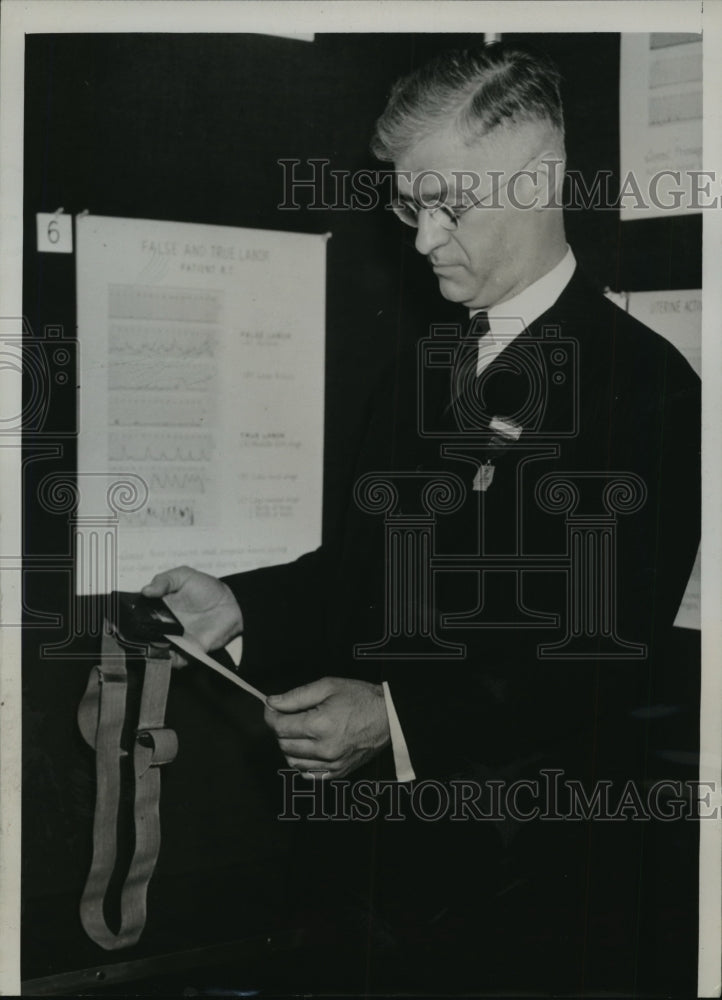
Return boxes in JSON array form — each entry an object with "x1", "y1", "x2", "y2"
[{"x1": 1, "y1": 2, "x2": 718, "y2": 995}]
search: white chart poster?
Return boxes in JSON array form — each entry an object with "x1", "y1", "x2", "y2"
[
  {"x1": 626, "y1": 287, "x2": 701, "y2": 630},
  {"x1": 76, "y1": 215, "x2": 327, "y2": 595},
  {"x1": 619, "y1": 33, "x2": 702, "y2": 220}
]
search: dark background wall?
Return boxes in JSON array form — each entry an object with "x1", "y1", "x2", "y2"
[{"x1": 21, "y1": 32, "x2": 701, "y2": 988}]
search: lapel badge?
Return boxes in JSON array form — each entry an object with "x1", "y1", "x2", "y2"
[
  {"x1": 488, "y1": 415, "x2": 523, "y2": 442},
  {"x1": 472, "y1": 417, "x2": 522, "y2": 492},
  {"x1": 473, "y1": 460, "x2": 495, "y2": 492}
]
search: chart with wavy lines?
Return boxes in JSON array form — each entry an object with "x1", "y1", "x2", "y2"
[
  {"x1": 619, "y1": 33, "x2": 702, "y2": 220},
  {"x1": 109, "y1": 323, "x2": 218, "y2": 359},
  {"x1": 76, "y1": 214, "x2": 327, "y2": 594}
]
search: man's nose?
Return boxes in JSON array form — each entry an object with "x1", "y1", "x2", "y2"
[{"x1": 414, "y1": 209, "x2": 452, "y2": 256}]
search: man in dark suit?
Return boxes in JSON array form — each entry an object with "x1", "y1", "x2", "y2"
[{"x1": 143, "y1": 43, "x2": 700, "y2": 991}]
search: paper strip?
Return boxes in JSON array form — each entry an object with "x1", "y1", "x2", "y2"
[{"x1": 167, "y1": 633, "x2": 266, "y2": 703}]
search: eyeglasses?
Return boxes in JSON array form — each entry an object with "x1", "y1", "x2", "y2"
[
  {"x1": 391, "y1": 154, "x2": 541, "y2": 231},
  {"x1": 392, "y1": 196, "x2": 477, "y2": 231}
]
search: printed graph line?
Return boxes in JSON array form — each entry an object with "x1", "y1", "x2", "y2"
[
  {"x1": 109, "y1": 360, "x2": 216, "y2": 393},
  {"x1": 119, "y1": 503, "x2": 198, "y2": 527},
  {"x1": 109, "y1": 334, "x2": 217, "y2": 359},
  {"x1": 109, "y1": 445, "x2": 213, "y2": 462},
  {"x1": 109, "y1": 393, "x2": 215, "y2": 427},
  {"x1": 108, "y1": 283, "x2": 223, "y2": 324}
]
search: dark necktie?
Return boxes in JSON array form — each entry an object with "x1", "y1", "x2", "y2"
[{"x1": 442, "y1": 310, "x2": 490, "y2": 431}]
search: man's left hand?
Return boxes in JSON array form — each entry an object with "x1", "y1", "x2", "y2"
[{"x1": 264, "y1": 677, "x2": 391, "y2": 778}]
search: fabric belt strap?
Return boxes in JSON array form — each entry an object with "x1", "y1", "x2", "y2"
[{"x1": 77, "y1": 623, "x2": 178, "y2": 951}]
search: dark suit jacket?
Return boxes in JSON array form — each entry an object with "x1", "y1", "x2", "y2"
[
  {"x1": 225, "y1": 266, "x2": 700, "y2": 779},
  {"x1": 222, "y1": 266, "x2": 700, "y2": 985}
]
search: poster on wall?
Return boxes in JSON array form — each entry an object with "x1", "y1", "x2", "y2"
[
  {"x1": 76, "y1": 215, "x2": 327, "y2": 594},
  {"x1": 619, "y1": 32, "x2": 703, "y2": 220}
]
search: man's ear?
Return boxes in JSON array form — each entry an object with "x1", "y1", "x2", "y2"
[{"x1": 534, "y1": 151, "x2": 566, "y2": 210}]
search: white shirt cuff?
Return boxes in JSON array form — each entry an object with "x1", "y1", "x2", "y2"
[{"x1": 382, "y1": 681, "x2": 416, "y2": 783}]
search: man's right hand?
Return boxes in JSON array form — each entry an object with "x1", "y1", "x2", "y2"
[{"x1": 141, "y1": 566, "x2": 243, "y2": 665}]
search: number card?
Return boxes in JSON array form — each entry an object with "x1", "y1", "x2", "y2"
[{"x1": 36, "y1": 212, "x2": 73, "y2": 253}]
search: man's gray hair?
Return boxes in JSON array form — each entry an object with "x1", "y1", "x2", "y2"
[{"x1": 371, "y1": 43, "x2": 565, "y2": 162}]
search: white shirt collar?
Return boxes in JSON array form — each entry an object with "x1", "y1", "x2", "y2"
[
  {"x1": 471, "y1": 245, "x2": 576, "y2": 329},
  {"x1": 471, "y1": 246, "x2": 577, "y2": 375}
]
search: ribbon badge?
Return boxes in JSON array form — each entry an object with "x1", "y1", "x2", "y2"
[{"x1": 472, "y1": 416, "x2": 523, "y2": 492}]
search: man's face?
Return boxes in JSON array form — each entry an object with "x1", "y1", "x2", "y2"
[{"x1": 394, "y1": 123, "x2": 544, "y2": 310}]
